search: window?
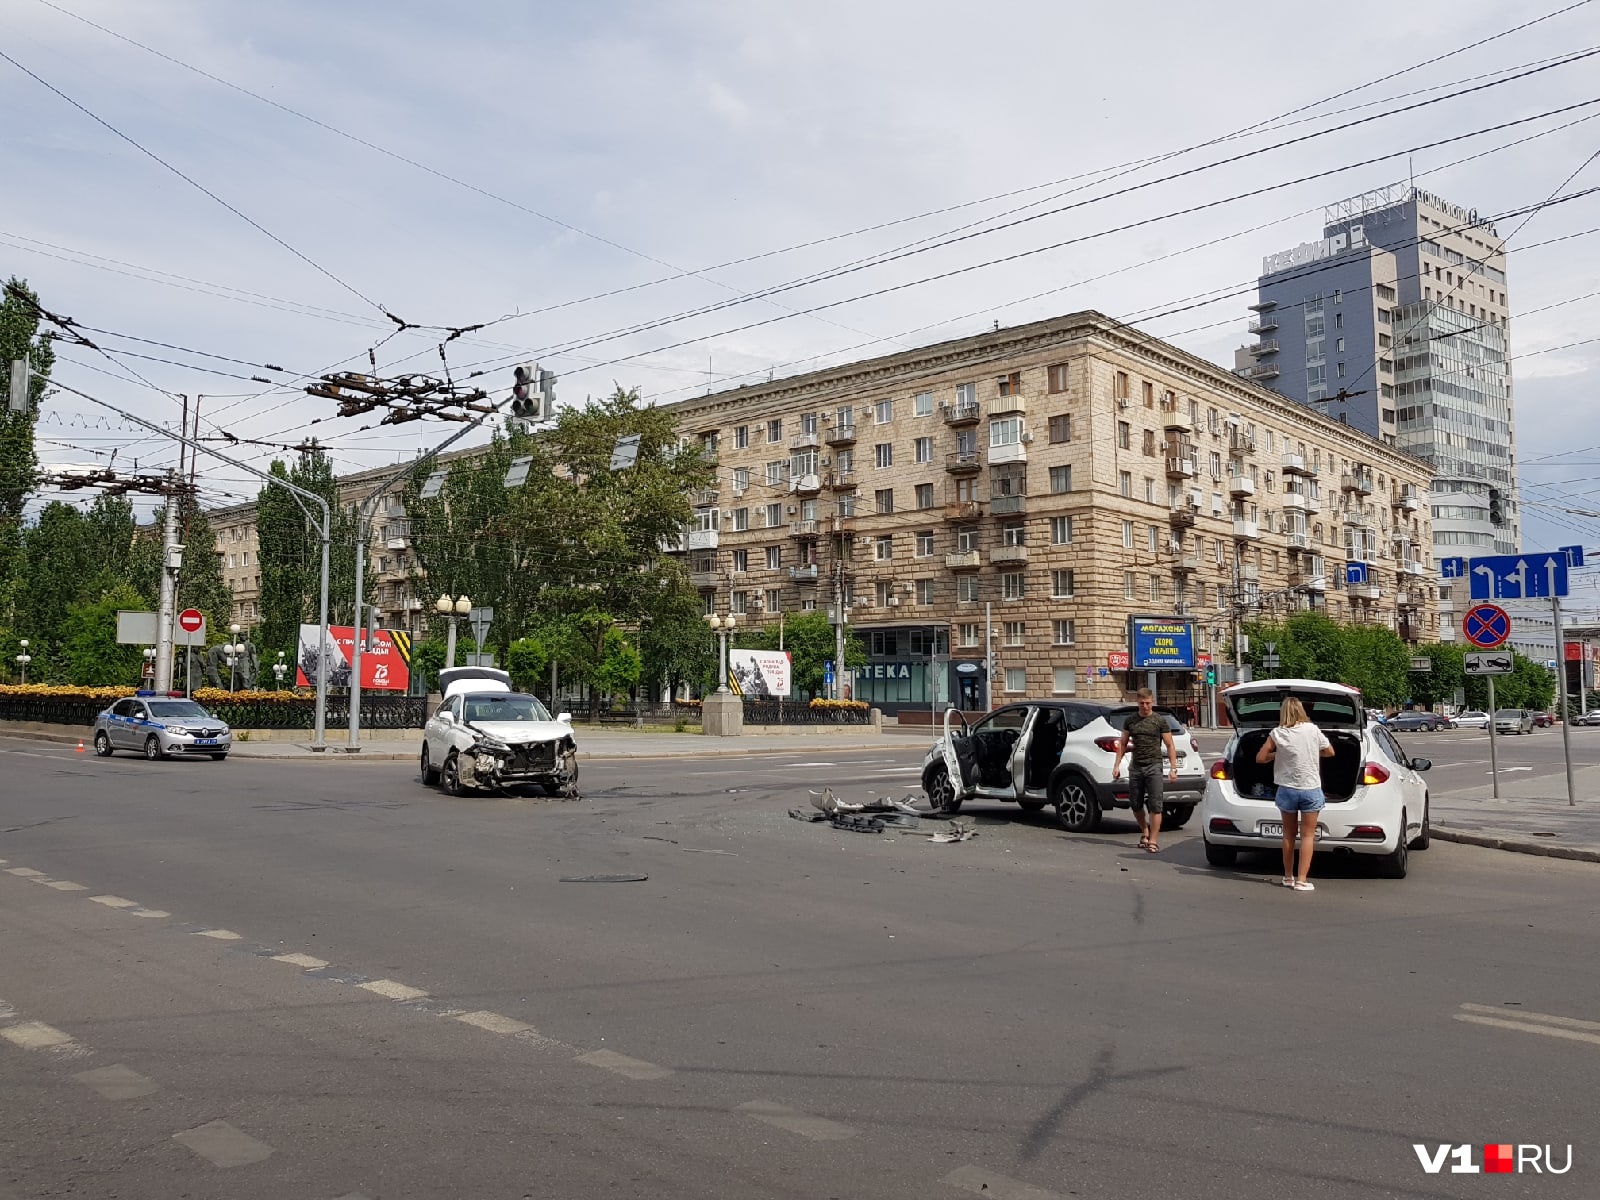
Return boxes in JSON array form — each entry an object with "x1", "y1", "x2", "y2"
[
  {"x1": 875, "y1": 488, "x2": 894, "y2": 514},
  {"x1": 731, "y1": 590, "x2": 748, "y2": 614},
  {"x1": 1114, "y1": 371, "x2": 1129, "y2": 401},
  {"x1": 693, "y1": 508, "x2": 720, "y2": 532},
  {"x1": 731, "y1": 549, "x2": 748, "y2": 572},
  {"x1": 957, "y1": 525, "x2": 979, "y2": 551},
  {"x1": 1004, "y1": 667, "x2": 1027, "y2": 694},
  {"x1": 916, "y1": 578, "x2": 935, "y2": 605},
  {"x1": 1142, "y1": 380, "x2": 1154, "y2": 408},
  {"x1": 734, "y1": 425, "x2": 749, "y2": 449},
  {"x1": 800, "y1": 412, "x2": 817, "y2": 434},
  {"x1": 955, "y1": 382, "x2": 976, "y2": 407},
  {"x1": 767, "y1": 461, "x2": 785, "y2": 487},
  {"x1": 1050, "y1": 465, "x2": 1072, "y2": 493},
  {"x1": 1052, "y1": 569, "x2": 1075, "y2": 597},
  {"x1": 959, "y1": 622, "x2": 981, "y2": 648},
  {"x1": 915, "y1": 531, "x2": 935, "y2": 557},
  {"x1": 1003, "y1": 621, "x2": 1025, "y2": 646},
  {"x1": 1050, "y1": 516, "x2": 1073, "y2": 544},
  {"x1": 914, "y1": 436, "x2": 933, "y2": 463},
  {"x1": 1119, "y1": 471, "x2": 1132, "y2": 498},
  {"x1": 1142, "y1": 428, "x2": 1156, "y2": 456},
  {"x1": 1002, "y1": 521, "x2": 1025, "y2": 546},
  {"x1": 733, "y1": 467, "x2": 750, "y2": 492},
  {"x1": 1052, "y1": 667, "x2": 1077, "y2": 694},
  {"x1": 1144, "y1": 478, "x2": 1155, "y2": 504},
  {"x1": 1122, "y1": 520, "x2": 1134, "y2": 547},
  {"x1": 1049, "y1": 414, "x2": 1071, "y2": 443},
  {"x1": 875, "y1": 398, "x2": 894, "y2": 424},
  {"x1": 1117, "y1": 421, "x2": 1131, "y2": 449},
  {"x1": 875, "y1": 535, "x2": 893, "y2": 561},
  {"x1": 1047, "y1": 363, "x2": 1070, "y2": 393},
  {"x1": 767, "y1": 419, "x2": 782, "y2": 443},
  {"x1": 875, "y1": 443, "x2": 894, "y2": 468},
  {"x1": 991, "y1": 417, "x2": 1022, "y2": 447},
  {"x1": 915, "y1": 483, "x2": 934, "y2": 509},
  {"x1": 1002, "y1": 571, "x2": 1025, "y2": 600},
  {"x1": 764, "y1": 502, "x2": 782, "y2": 528},
  {"x1": 1053, "y1": 619, "x2": 1075, "y2": 645},
  {"x1": 1149, "y1": 575, "x2": 1161, "y2": 602},
  {"x1": 1148, "y1": 525, "x2": 1159, "y2": 552},
  {"x1": 766, "y1": 588, "x2": 782, "y2": 614},
  {"x1": 733, "y1": 507, "x2": 749, "y2": 531},
  {"x1": 1209, "y1": 451, "x2": 1222, "y2": 479},
  {"x1": 1124, "y1": 571, "x2": 1136, "y2": 598},
  {"x1": 958, "y1": 575, "x2": 982, "y2": 602},
  {"x1": 914, "y1": 391, "x2": 933, "y2": 417},
  {"x1": 766, "y1": 546, "x2": 782, "y2": 569}
]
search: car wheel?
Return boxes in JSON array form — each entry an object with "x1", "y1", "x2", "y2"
[
  {"x1": 1410, "y1": 795, "x2": 1431, "y2": 851},
  {"x1": 1203, "y1": 840, "x2": 1238, "y2": 868},
  {"x1": 440, "y1": 751, "x2": 464, "y2": 796},
  {"x1": 924, "y1": 765, "x2": 963, "y2": 815},
  {"x1": 420, "y1": 742, "x2": 441, "y2": 786},
  {"x1": 143, "y1": 734, "x2": 164, "y2": 761},
  {"x1": 93, "y1": 731, "x2": 113, "y2": 757},
  {"x1": 1052, "y1": 774, "x2": 1101, "y2": 833},
  {"x1": 1163, "y1": 804, "x2": 1194, "y2": 830},
  {"x1": 1017, "y1": 799, "x2": 1047, "y2": 813},
  {"x1": 1377, "y1": 809, "x2": 1410, "y2": 878}
]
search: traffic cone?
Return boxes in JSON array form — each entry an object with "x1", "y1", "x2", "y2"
[{"x1": 75, "y1": 740, "x2": 85, "y2": 753}]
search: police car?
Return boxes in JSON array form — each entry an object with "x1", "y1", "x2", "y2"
[{"x1": 93, "y1": 693, "x2": 233, "y2": 760}]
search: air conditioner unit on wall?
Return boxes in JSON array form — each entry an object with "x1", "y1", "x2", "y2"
[
  {"x1": 787, "y1": 505, "x2": 798, "y2": 514},
  {"x1": 886, "y1": 596, "x2": 901, "y2": 606},
  {"x1": 1117, "y1": 397, "x2": 1130, "y2": 409},
  {"x1": 1020, "y1": 431, "x2": 1034, "y2": 443}
]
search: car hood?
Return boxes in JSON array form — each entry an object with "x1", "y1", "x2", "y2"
[{"x1": 463, "y1": 719, "x2": 572, "y2": 744}]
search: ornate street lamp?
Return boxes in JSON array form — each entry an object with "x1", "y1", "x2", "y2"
[
  {"x1": 435, "y1": 594, "x2": 471, "y2": 668},
  {"x1": 703, "y1": 612, "x2": 737, "y2": 695}
]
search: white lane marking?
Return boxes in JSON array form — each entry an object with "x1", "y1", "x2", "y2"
[
  {"x1": 784, "y1": 762, "x2": 837, "y2": 768},
  {"x1": 90, "y1": 895, "x2": 138, "y2": 908},
  {"x1": 4, "y1": 867, "x2": 47, "y2": 878},
  {"x1": 171, "y1": 1119, "x2": 274, "y2": 1168},
  {"x1": 193, "y1": 929, "x2": 242, "y2": 941},
  {"x1": 455, "y1": 1010, "x2": 534, "y2": 1035},
  {"x1": 943, "y1": 1165, "x2": 1061, "y2": 1200},
  {"x1": 1484, "y1": 766, "x2": 1533, "y2": 774},
  {"x1": 576, "y1": 1048, "x2": 672, "y2": 1080},
  {"x1": 1454, "y1": 1014, "x2": 1600, "y2": 1047},
  {"x1": 1, "y1": 1021, "x2": 75, "y2": 1050},
  {"x1": 1459, "y1": 1003, "x2": 1600, "y2": 1032},
  {"x1": 44, "y1": 881, "x2": 88, "y2": 891},
  {"x1": 871, "y1": 767, "x2": 924, "y2": 775},
  {"x1": 736, "y1": 1099, "x2": 856, "y2": 1141},
  {"x1": 131, "y1": 908, "x2": 169, "y2": 919},
  {"x1": 358, "y1": 979, "x2": 428, "y2": 1001},
  {"x1": 74, "y1": 1063, "x2": 158, "y2": 1100},
  {"x1": 273, "y1": 952, "x2": 328, "y2": 969}
]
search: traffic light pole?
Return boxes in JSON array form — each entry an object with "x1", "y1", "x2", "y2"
[{"x1": 1554, "y1": 595, "x2": 1575, "y2": 806}]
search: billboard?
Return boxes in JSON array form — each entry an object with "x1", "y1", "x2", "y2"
[
  {"x1": 1128, "y1": 615, "x2": 1196, "y2": 670},
  {"x1": 728, "y1": 648, "x2": 791, "y2": 698},
  {"x1": 295, "y1": 624, "x2": 411, "y2": 691}
]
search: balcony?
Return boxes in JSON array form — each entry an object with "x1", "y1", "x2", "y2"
[
  {"x1": 989, "y1": 395, "x2": 1026, "y2": 417},
  {"x1": 1393, "y1": 590, "x2": 1417, "y2": 608},
  {"x1": 1396, "y1": 489, "x2": 1421, "y2": 513},
  {"x1": 1248, "y1": 315, "x2": 1279, "y2": 334},
  {"x1": 1165, "y1": 456, "x2": 1196, "y2": 479},
  {"x1": 945, "y1": 501, "x2": 984, "y2": 522},
  {"x1": 946, "y1": 550, "x2": 983, "y2": 571},
  {"x1": 942, "y1": 401, "x2": 982, "y2": 427},
  {"x1": 988, "y1": 441, "x2": 1027, "y2": 466},
  {"x1": 1232, "y1": 519, "x2": 1260, "y2": 541},
  {"x1": 385, "y1": 537, "x2": 409, "y2": 551},
  {"x1": 1163, "y1": 411, "x2": 1197, "y2": 434},
  {"x1": 1290, "y1": 567, "x2": 1327, "y2": 591},
  {"x1": 1341, "y1": 470, "x2": 1374, "y2": 495},
  {"x1": 1240, "y1": 564, "x2": 1260, "y2": 582},
  {"x1": 691, "y1": 488, "x2": 719, "y2": 508},
  {"x1": 830, "y1": 513, "x2": 857, "y2": 534},
  {"x1": 989, "y1": 494, "x2": 1028, "y2": 515},
  {"x1": 689, "y1": 570, "x2": 721, "y2": 590},
  {"x1": 789, "y1": 431, "x2": 820, "y2": 451},
  {"x1": 1286, "y1": 532, "x2": 1310, "y2": 550},
  {"x1": 788, "y1": 520, "x2": 819, "y2": 539},
  {"x1": 1281, "y1": 453, "x2": 1315, "y2": 476},
  {"x1": 1168, "y1": 505, "x2": 1196, "y2": 529},
  {"x1": 1349, "y1": 584, "x2": 1382, "y2": 601},
  {"x1": 1403, "y1": 559, "x2": 1431, "y2": 576},
  {"x1": 1229, "y1": 476, "x2": 1256, "y2": 498},
  {"x1": 1230, "y1": 429, "x2": 1256, "y2": 455},
  {"x1": 687, "y1": 529, "x2": 719, "y2": 551},
  {"x1": 824, "y1": 422, "x2": 857, "y2": 447},
  {"x1": 789, "y1": 564, "x2": 820, "y2": 585},
  {"x1": 1173, "y1": 555, "x2": 1200, "y2": 573},
  {"x1": 826, "y1": 470, "x2": 857, "y2": 491},
  {"x1": 945, "y1": 450, "x2": 983, "y2": 475},
  {"x1": 1250, "y1": 339, "x2": 1280, "y2": 357},
  {"x1": 1239, "y1": 362, "x2": 1280, "y2": 381},
  {"x1": 990, "y1": 545, "x2": 1030, "y2": 565},
  {"x1": 790, "y1": 473, "x2": 822, "y2": 496}
]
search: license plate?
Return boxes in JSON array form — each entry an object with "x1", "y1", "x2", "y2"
[
  {"x1": 1259, "y1": 821, "x2": 1322, "y2": 838},
  {"x1": 194, "y1": 739, "x2": 217, "y2": 746}
]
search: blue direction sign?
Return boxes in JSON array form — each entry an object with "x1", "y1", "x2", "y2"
[
  {"x1": 1440, "y1": 557, "x2": 1467, "y2": 579},
  {"x1": 1462, "y1": 603, "x2": 1511, "y2": 649},
  {"x1": 823, "y1": 659, "x2": 835, "y2": 687},
  {"x1": 1345, "y1": 561, "x2": 1369, "y2": 585},
  {"x1": 1467, "y1": 552, "x2": 1570, "y2": 600},
  {"x1": 1561, "y1": 544, "x2": 1585, "y2": 567}
]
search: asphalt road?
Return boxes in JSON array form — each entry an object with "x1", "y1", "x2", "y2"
[{"x1": 1, "y1": 732, "x2": 1597, "y2": 1199}]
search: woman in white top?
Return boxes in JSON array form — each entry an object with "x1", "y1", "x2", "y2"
[{"x1": 1254, "y1": 696, "x2": 1335, "y2": 892}]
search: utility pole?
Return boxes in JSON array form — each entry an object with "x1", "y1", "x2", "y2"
[
  {"x1": 1232, "y1": 544, "x2": 1244, "y2": 685},
  {"x1": 833, "y1": 561, "x2": 845, "y2": 700},
  {"x1": 1554, "y1": 595, "x2": 1575, "y2": 806},
  {"x1": 153, "y1": 478, "x2": 182, "y2": 693},
  {"x1": 985, "y1": 600, "x2": 994, "y2": 711}
]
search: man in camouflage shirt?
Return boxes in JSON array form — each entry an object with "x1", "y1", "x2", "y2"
[{"x1": 1112, "y1": 687, "x2": 1179, "y2": 852}]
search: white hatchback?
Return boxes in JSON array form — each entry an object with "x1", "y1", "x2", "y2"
[{"x1": 1200, "y1": 679, "x2": 1432, "y2": 879}]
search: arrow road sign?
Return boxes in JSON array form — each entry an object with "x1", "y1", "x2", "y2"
[
  {"x1": 1441, "y1": 557, "x2": 1467, "y2": 579},
  {"x1": 1463, "y1": 603, "x2": 1511, "y2": 650},
  {"x1": 1345, "y1": 562, "x2": 1368, "y2": 586},
  {"x1": 1467, "y1": 552, "x2": 1569, "y2": 600},
  {"x1": 1465, "y1": 651, "x2": 1514, "y2": 676},
  {"x1": 1561, "y1": 544, "x2": 1585, "y2": 567}
]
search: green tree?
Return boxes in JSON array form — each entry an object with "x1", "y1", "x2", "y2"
[
  {"x1": 505, "y1": 636, "x2": 548, "y2": 693},
  {"x1": 1406, "y1": 642, "x2": 1464, "y2": 708},
  {"x1": 592, "y1": 628, "x2": 641, "y2": 699},
  {"x1": 60, "y1": 583, "x2": 147, "y2": 686},
  {"x1": 411, "y1": 637, "x2": 446, "y2": 693},
  {"x1": 0, "y1": 279, "x2": 54, "y2": 626},
  {"x1": 1338, "y1": 624, "x2": 1410, "y2": 709}
]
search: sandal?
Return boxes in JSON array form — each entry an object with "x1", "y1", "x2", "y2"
[
  {"x1": 1137, "y1": 836, "x2": 1150, "y2": 849},
  {"x1": 1292, "y1": 880, "x2": 1315, "y2": 891},
  {"x1": 1145, "y1": 842, "x2": 1160, "y2": 853}
]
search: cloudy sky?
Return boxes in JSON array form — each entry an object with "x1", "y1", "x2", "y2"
[{"x1": 3, "y1": 0, "x2": 1599, "y2": 603}]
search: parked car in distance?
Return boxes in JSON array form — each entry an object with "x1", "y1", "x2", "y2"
[
  {"x1": 1389, "y1": 711, "x2": 1448, "y2": 732},
  {"x1": 93, "y1": 695, "x2": 232, "y2": 760},
  {"x1": 1532, "y1": 712, "x2": 1556, "y2": 728},
  {"x1": 1575, "y1": 710, "x2": 1600, "y2": 727},
  {"x1": 1493, "y1": 709, "x2": 1534, "y2": 735},
  {"x1": 1200, "y1": 678, "x2": 1430, "y2": 878},
  {"x1": 1453, "y1": 711, "x2": 1490, "y2": 729}
]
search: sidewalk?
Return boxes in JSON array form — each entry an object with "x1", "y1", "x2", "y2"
[{"x1": 1429, "y1": 765, "x2": 1600, "y2": 863}]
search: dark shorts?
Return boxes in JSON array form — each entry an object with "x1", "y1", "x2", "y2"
[{"x1": 1127, "y1": 765, "x2": 1166, "y2": 813}]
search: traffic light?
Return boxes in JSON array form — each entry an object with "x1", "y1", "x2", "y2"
[
  {"x1": 1488, "y1": 487, "x2": 1504, "y2": 525},
  {"x1": 1205, "y1": 666, "x2": 1216, "y2": 686},
  {"x1": 364, "y1": 603, "x2": 380, "y2": 649},
  {"x1": 512, "y1": 362, "x2": 542, "y2": 421}
]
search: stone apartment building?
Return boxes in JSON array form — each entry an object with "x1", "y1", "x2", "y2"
[{"x1": 662, "y1": 311, "x2": 1438, "y2": 715}]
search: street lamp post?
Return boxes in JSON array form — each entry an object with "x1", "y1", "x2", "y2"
[
  {"x1": 228, "y1": 623, "x2": 243, "y2": 692},
  {"x1": 15, "y1": 639, "x2": 30, "y2": 685},
  {"x1": 273, "y1": 651, "x2": 288, "y2": 690},
  {"x1": 435, "y1": 594, "x2": 471, "y2": 668},
  {"x1": 704, "y1": 613, "x2": 737, "y2": 693},
  {"x1": 700, "y1": 612, "x2": 743, "y2": 737}
]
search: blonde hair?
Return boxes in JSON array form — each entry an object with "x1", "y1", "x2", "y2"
[{"x1": 1279, "y1": 696, "x2": 1310, "y2": 727}]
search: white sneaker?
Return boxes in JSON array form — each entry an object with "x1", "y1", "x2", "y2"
[
  {"x1": 1292, "y1": 880, "x2": 1316, "y2": 892},
  {"x1": 1281, "y1": 877, "x2": 1295, "y2": 888}
]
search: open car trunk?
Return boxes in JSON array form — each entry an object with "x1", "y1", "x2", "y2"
[{"x1": 1230, "y1": 728, "x2": 1364, "y2": 802}]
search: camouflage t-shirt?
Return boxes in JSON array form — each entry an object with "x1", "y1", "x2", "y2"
[{"x1": 1122, "y1": 712, "x2": 1170, "y2": 769}]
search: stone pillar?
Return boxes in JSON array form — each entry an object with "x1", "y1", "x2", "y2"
[{"x1": 702, "y1": 692, "x2": 744, "y2": 737}]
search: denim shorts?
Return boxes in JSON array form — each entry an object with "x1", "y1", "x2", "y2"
[
  {"x1": 1127, "y1": 765, "x2": 1165, "y2": 813},
  {"x1": 1275, "y1": 786, "x2": 1326, "y2": 814}
]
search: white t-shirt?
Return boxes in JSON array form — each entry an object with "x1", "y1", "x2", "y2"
[{"x1": 1270, "y1": 723, "x2": 1332, "y2": 790}]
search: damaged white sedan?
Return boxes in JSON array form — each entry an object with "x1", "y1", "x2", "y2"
[{"x1": 420, "y1": 667, "x2": 579, "y2": 797}]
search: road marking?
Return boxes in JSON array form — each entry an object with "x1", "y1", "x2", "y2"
[
  {"x1": 455, "y1": 1010, "x2": 534, "y2": 1035},
  {"x1": 784, "y1": 762, "x2": 837, "y2": 768},
  {"x1": 4, "y1": 867, "x2": 47, "y2": 878},
  {"x1": 73, "y1": 1064, "x2": 158, "y2": 1100},
  {"x1": 358, "y1": 979, "x2": 428, "y2": 1001},
  {"x1": 1, "y1": 1021, "x2": 75, "y2": 1051},
  {"x1": 89, "y1": 895, "x2": 138, "y2": 909},
  {"x1": 193, "y1": 929, "x2": 242, "y2": 941},
  {"x1": 871, "y1": 767, "x2": 924, "y2": 775},
  {"x1": 736, "y1": 1099, "x2": 856, "y2": 1140},
  {"x1": 171, "y1": 1119, "x2": 274, "y2": 1168},
  {"x1": 273, "y1": 952, "x2": 329, "y2": 969},
  {"x1": 44, "y1": 880, "x2": 88, "y2": 891},
  {"x1": 943, "y1": 1165, "x2": 1061, "y2": 1200},
  {"x1": 131, "y1": 908, "x2": 169, "y2": 918},
  {"x1": 577, "y1": 1049, "x2": 672, "y2": 1080},
  {"x1": 1456, "y1": 1003, "x2": 1600, "y2": 1046}
]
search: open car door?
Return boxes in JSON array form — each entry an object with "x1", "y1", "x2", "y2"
[{"x1": 941, "y1": 707, "x2": 977, "y2": 799}]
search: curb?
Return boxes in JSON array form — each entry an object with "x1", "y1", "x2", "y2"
[{"x1": 1431, "y1": 825, "x2": 1600, "y2": 864}]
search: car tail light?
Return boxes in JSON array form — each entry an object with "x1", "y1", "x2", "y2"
[
  {"x1": 1361, "y1": 761, "x2": 1390, "y2": 786},
  {"x1": 1209, "y1": 817, "x2": 1239, "y2": 833},
  {"x1": 1209, "y1": 758, "x2": 1231, "y2": 780},
  {"x1": 1093, "y1": 736, "x2": 1120, "y2": 753},
  {"x1": 1350, "y1": 825, "x2": 1386, "y2": 840}
]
